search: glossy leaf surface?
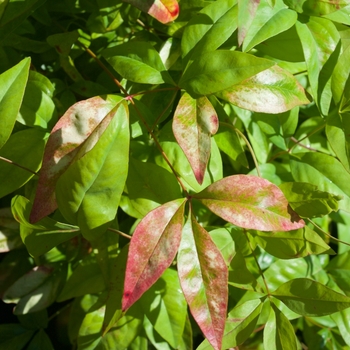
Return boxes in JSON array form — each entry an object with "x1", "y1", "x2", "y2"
[
  {"x1": 122, "y1": 198, "x2": 186, "y2": 311},
  {"x1": 173, "y1": 93, "x2": 218, "y2": 184},
  {"x1": 30, "y1": 95, "x2": 123, "y2": 223},
  {"x1": 195, "y1": 175, "x2": 305, "y2": 231},
  {"x1": 215, "y1": 66, "x2": 310, "y2": 113},
  {"x1": 272, "y1": 278, "x2": 350, "y2": 316},
  {"x1": 178, "y1": 213, "x2": 228, "y2": 350},
  {"x1": 0, "y1": 57, "x2": 30, "y2": 150}
]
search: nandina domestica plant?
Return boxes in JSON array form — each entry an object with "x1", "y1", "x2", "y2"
[{"x1": 1, "y1": 0, "x2": 350, "y2": 349}]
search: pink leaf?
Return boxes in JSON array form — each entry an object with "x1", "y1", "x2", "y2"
[
  {"x1": 178, "y1": 213, "x2": 228, "y2": 350},
  {"x1": 123, "y1": 0, "x2": 179, "y2": 24},
  {"x1": 173, "y1": 93, "x2": 219, "y2": 185},
  {"x1": 195, "y1": 175, "x2": 305, "y2": 231},
  {"x1": 30, "y1": 96, "x2": 122, "y2": 223},
  {"x1": 122, "y1": 198, "x2": 186, "y2": 311}
]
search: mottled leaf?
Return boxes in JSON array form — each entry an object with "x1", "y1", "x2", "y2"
[
  {"x1": 122, "y1": 0, "x2": 179, "y2": 23},
  {"x1": 0, "y1": 57, "x2": 30, "y2": 150},
  {"x1": 56, "y1": 100, "x2": 129, "y2": 240},
  {"x1": 177, "y1": 213, "x2": 228, "y2": 350},
  {"x1": 238, "y1": 0, "x2": 260, "y2": 46},
  {"x1": 215, "y1": 66, "x2": 310, "y2": 114},
  {"x1": 284, "y1": 0, "x2": 350, "y2": 16},
  {"x1": 272, "y1": 278, "x2": 350, "y2": 316},
  {"x1": 173, "y1": 93, "x2": 218, "y2": 184},
  {"x1": 179, "y1": 50, "x2": 275, "y2": 97},
  {"x1": 30, "y1": 95, "x2": 123, "y2": 223},
  {"x1": 122, "y1": 198, "x2": 186, "y2": 311},
  {"x1": 195, "y1": 175, "x2": 305, "y2": 231}
]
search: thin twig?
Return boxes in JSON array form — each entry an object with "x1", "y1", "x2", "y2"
[
  {"x1": 108, "y1": 227, "x2": 132, "y2": 240},
  {"x1": 290, "y1": 137, "x2": 319, "y2": 152},
  {"x1": 220, "y1": 122, "x2": 261, "y2": 177},
  {"x1": 0, "y1": 156, "x2": 38, "y2": 176},
  {"x1": 307, "y1": 218, "x2": 350, "y2": 247}
]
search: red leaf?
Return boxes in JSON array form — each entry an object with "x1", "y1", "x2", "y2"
[
  {"x1": 178, "y1": 213, "x2": 228, "y2": 350},
  {"x1": 123, "y1": 0, "x2": 179, "y2": 24},
  {"x1": 122, "y1": 198, "x2": 186, "y2": 311},
  {"x1": 173, "y1": 93, "x2": 219, "y2": 185},
  {"x1": 30, "y1": 96, "x2": 121, "y2": 223},
  {"x1": 195, "y1": 175, "x2": 305, "y2": 231}
]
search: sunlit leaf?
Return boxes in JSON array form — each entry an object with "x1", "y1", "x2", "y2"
[
  {"x1": 215, "y1": 66, "x2": 310, "y2": 114},
  {"x1": 195, "y1": 175, "x2": 305, "y2": 231},
  {"x1": 0, "y1": 57, "x2": 30, "y2": 150},
  {"x1": 30, "y1": 95, "x2": 123, "y2": 223},
  {"x1": 272, "y1": 278, "x2": 350, "y2": 316},
  {"x1": 122, "y1": 198, "x2": 186, "y2": 311},
  {"x1": 123, "y1": 0, "x2": 179, "y2": 23},
  {"x1": 173, "y1": 93, "x2": 218, "y2": 184},
  {"x1": 178, "y1": 213, "x2": 228, "y2": 350},
  {"x1": 237, "y1": 0, "x2": 260, "y2": 47}
]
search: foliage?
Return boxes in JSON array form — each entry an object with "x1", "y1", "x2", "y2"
[{"x1": 1, "y1": 0, "x2": 350, "y2": 349}]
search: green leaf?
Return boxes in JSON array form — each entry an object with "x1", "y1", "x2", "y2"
[
  {"x1": 57, "y1": 255, "x2": 105, "y2": 301},
  {"x1": 323, "y1": 5, "x2": 350, "y2": 25},
  {"x1": 0, "y1": 128, "x2": 47, "y2": 199},
  {"x1": 11, "y1": 195, "x2": 79, "y2": 257},
  {"x1": 173, "y1": 93, "x2": 218, "y2": 184},
  {"x1": 332, "y1": 308, "x2": 350, "y2": 346},
  {"x1": 46, "y1": 31, "x2": 79, "y2": 56},
  {"x1": 242, "y1": 0, "x2": 297, "y2": 52},
  {"x1": 181, "y1": 0, "x2": 238, "y2": 64},
  {"x1": 122, "y1": 0, "x2": 179, "y2": 23},
  {"x1": 283, "y1": 0, "x2": 350, "y2": 16},
  {"x1": 178, "y1": 213, "x2": 228, "y2": 350},
  {"x1": 295, "y1": 17, "x2": 340, "y2": 116},
  {"x1": 140, "y1": 269, "x2": 187, "y2": 349},
  {"x1": 56, "y1": 100, "x2": 129, "y2": 240},
  {"x1": 272, "y1": 278, "x2": 350, "y2": 316},
  {"x1": 30, "y1": 95, "x2": 123, "y2": 223},
  {"x1": 26, "y1": 329, "x2": 54, "y2": 350},
  {"x1": 18, "y1": 310, "x2": 48, "y2": 330},
  {"x1": 122, "y1": 198, "x2": 186, "y2": 310},
  {"x1": 179, "y1": 50, "x2": 274, "y2": 97},
  {"x1": 215, "y1": 65, "x2": 310, "y2": 114},
  {"x1": 290, "y1": 152, "x2": 350, "y2": 212},
  {"x1": 279, "y1": 182, "x2": 341, "y2": 217},
  {"x1": 3, "y1": 264, "x2": 66, "y2": 315},
  {"x1": 103, "y1": 41, "x2": 174, "y2": 85},
  {"x1": 125, "y1": 157, "x2": 182, "y2": 218},
  {"x1": 197, "y1": 299, "x2": 263, "y2": 350},
  {"x1": 195, "y1": 175, "x2": 305, "y2": 231},
  {"x1": 264, "y1": 302, "x2": 299, "y2": 350},
  {"x1": 0, "y1": 57, "x2": 30, "y2": 150},
  {"x1": 0, "y1": 207, "x2": 21, "y2": 252},
  {"x1": 252, "y1": 226, "x2": 334, "y2": 259},
  {"x1": 209, "y1": 228, "x2": 235, "y2": 265},
  {"x1": 0, "y1": 324, "x2": 34, "y2": 350}
]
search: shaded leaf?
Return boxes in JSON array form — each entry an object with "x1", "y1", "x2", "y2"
[
  {"x1": 215, "y1": 65, "x2": 310, "y2": 114},
  {"x1": 195, "y1": 175, "x2": 305, "y2": 231},
  {"x1": 103, "y1": 41, "x2": 174, "y2": 85},
  {"x1": 197, "y1": 299, "x2": 262, "y2": 350},
  {"x1": 26, "y1": 329, "x2": 54, "y2": 350},
  {"x1": 0, "y1": 324, "x2": 34, "y2": 350},
  {"x1": 122, "y1": 198, "x2": 186, "y2": 311},
  {"x1": 177, "y1": 213, "x2": 228, "y2": 350},
  {"x1": 0, "y1": 128, "x2": 47, "y2": 199},
  {"x1": 30, "y1": 95, "x2": 123, "y2": 223},
  {"x1": 0, "y1": 207, "x2": 21, "y2": 252},
  {"x1": 279, "y1": 182, "x2": 341, "y2": 218},
  {"x1": 264, "y1": 302, "x2": 299, "y2": 350},
  {"x1": 56, "y1": 100, "x2": 129, "y2": 241},
  {"x1": 122, "y1": 0, "x2": 179, "y2": 24},
  {"x1": 173, "y1": 93, "x2": 218, "y2": 184},
  {"x1": 251, "y1": 226, "x2": 334, "y2": 259},
  {"x1": 179, "y1": 50, "x2": 274, "y2": 97},
  {"x1": 0, "y1": 57, "x2": 30, "y2": 150},
  {"x1": 272, "y1": 278, "x2": 350, "y2": 316}
]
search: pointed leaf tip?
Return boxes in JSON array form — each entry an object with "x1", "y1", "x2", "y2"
[
  {"x1": 195, "y1": 175, "x2": 305, "y2": 231},
  {"x1": 122, "y1": 198, "x2": 186, "y2": 311}
]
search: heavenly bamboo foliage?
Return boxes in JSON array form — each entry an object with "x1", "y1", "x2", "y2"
[
  {"x1": 3, "y1": 0, "x2": 350, "y2": 348},
  {"x1": 173, "y1": 93, "x2": 219, "y2": 184}
]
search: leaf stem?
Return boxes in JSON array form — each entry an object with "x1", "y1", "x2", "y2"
[
  {"x1": 307, "y1": 218, "x2": 350, "y2": 247},
  {"x1": 220, "y1": 122, "x2": 261, "y2": 177},
  {"x1": 0, "y1": 156, "x2": 38, "y2": 176},
  {"x1": 244, "y1": 230, "x2": 270, "y2": 295},
  {"x1": 108, "y1": 227, "x2": 132, "y2": 240}
]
